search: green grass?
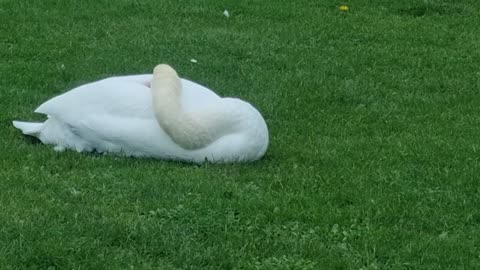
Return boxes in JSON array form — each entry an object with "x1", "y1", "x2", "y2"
[{"x1": 1, "y1": 0, "x2": 480, "y2": 268}]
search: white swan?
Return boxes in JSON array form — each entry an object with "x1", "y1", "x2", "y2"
[{"x1": 12, "y1": 64, "x2": 269, "y2": 163}]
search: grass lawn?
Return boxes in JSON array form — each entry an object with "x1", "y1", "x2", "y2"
[{"x1": 1, "y1": 0, "x2": 480, "y2": 268}]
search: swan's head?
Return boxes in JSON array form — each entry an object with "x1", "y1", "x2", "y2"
[{"x1": 153, "y1": 64, "x2": 178, "y2": 79}]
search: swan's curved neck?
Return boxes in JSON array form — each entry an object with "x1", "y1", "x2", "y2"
[{"x1": 151, "y1": 65, "x2": 232, "y2": 150}]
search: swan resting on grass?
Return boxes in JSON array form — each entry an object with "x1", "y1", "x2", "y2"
[{"x1": 13, "y1": 64, "x2": 269, "y2": 163}]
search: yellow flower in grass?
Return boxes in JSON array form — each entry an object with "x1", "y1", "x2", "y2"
[{"x1": 339, "y1": 5, "x2": 349, "y2": 12}]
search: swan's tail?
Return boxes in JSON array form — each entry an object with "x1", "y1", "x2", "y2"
[{"x1": 12, "y1": 121, "x2": 43, "y2": 136}]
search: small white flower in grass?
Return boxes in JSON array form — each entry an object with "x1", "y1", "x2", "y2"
[
  {"x1": 223, "y1": 9, "x2": 230, "y2": 18},
  {"x1": 190, "y1": 58, "x2": 198, "y2": 63},
  {"x1": 70, "y1": 188, "x2": 81, "y2": 196}
]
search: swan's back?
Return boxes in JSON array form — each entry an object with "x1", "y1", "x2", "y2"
[{"x1": 36, "y1": 75, "x2": 220, "y2": 119}]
